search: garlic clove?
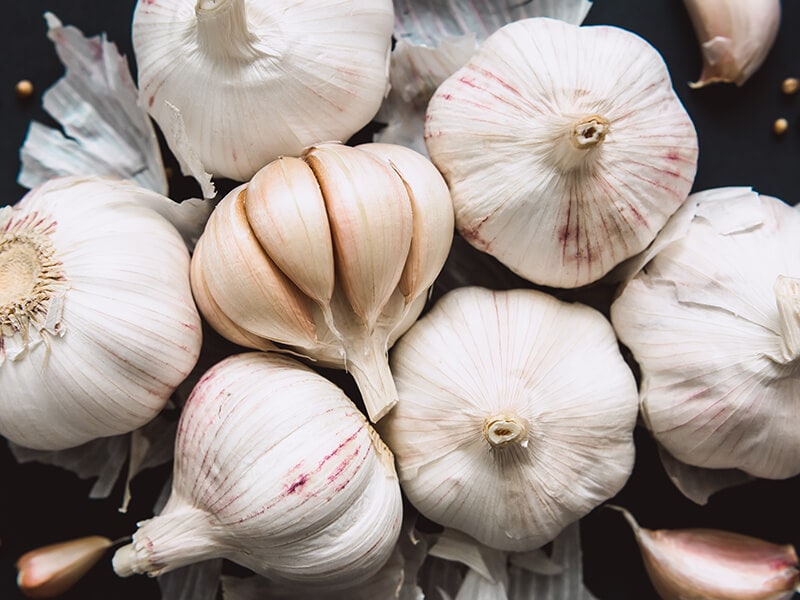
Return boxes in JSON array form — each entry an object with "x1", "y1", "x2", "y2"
[
  {"x1": 196, "y1": 184, "x2": 318, "y2": 347},
  {"x1": 610, "y1": 505, "x2": 800, "y2": 600},
  {"x1": 246, "y1": 157, "x2": 336, "y2": 318},
  {"x1": 356, "y1": 142, "x2": 455, "y2": 304},
  {"x1": 684, "y1": 0, "x2": 781, "y2": 88},
  {"x1": 303, "y1": 143, "x2": 413, "y2": 333},
  {"x1": 17, "y1": 536, "x2": 112, "y2": 598}
]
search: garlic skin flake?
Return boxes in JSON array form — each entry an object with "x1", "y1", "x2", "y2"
[
  {"x1": 611, "y1": 506, "x2": 800, "y2": 600},
  {"x1": 17, "y1": 536, "x2": 112, "y2": 598},
  {"x1": 378, "y1": 287, "x2": 638, "y2": 552},
  {"x1": 684, "y1": 0, "x2": 781, "y2": 88},
  {"x1": 132, "y1": 0, "x2": 394, "y2": 183},
  {"x1": 191, "y1": 142, "x2": 454, "y2": 422},
  {"x1": 425, "y1": 17, "x2": 698, "y2": 289},
  {"x1": 112, "y1": 352, "x2": 403, "y2": 588},
  {"x1": 0, "y1": 176, "x2": 202, "y2": 450},
  {"x1": 611, "y1": 188, "x2": 800, "y2": 479}
]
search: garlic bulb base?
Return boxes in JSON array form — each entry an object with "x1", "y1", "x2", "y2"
[
  {"x1": 483, "y1": 414, "x2": 529, "y2": 448},
  {"x1": 775, "y1": 275, "x2": 800, "y2": 363}
]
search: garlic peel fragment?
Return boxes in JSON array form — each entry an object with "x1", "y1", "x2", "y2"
[{"x1": 17, "y1": 536, "x2": 112, "y2": 598}]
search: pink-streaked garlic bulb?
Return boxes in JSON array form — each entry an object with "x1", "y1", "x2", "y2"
[
  {"x1": 425, "y1": 17, "x2": 698, "y2": 289},
  {"x1": 112, "y1": 352, "x2": 403, "y2": 588}
]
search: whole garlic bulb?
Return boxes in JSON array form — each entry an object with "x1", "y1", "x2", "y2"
[
  {"x1": 424, "y1": 17, "x2": 699, "y2": 289},
  {"x1": 112, "y1": 352, "x2": 403, "y2": 588},
  {"x1": 132, "y1": 0, "x2": 394, "y2": 182},
  {"x1": 611, "y1": 188, "x2": 800, "y2": 480},
  {"x1": 191, "y1": 142, "x2": 454, "y2": 422},
  {"x1": 0, "y1": 176, "x2": 202, "y2": 450},
  {"x1": 377, "y1": 286, "x2": 639, "y2": 552}
]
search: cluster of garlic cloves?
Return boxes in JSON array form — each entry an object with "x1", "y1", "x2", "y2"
[
  {"x1": 0, "y1": 176, "x2": 202, "y2": 450},
  {"x1": 112, "y1": 352, "x2": 403, "y2": 588},
  {"x1": 191, "y1": 142, "x2": 454, "y2": 422}
]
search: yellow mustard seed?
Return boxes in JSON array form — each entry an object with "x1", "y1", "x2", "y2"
[
  {"x1": 773, "y1": 118, "x2": 789, "y2": 135},
  {"x1": 15, "y1": 79, "x2": 34, "y2": 100}
]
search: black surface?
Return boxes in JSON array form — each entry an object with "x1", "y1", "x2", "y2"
[{"x1": 1, "y1": 1, "x2": 800, "y2": 599}]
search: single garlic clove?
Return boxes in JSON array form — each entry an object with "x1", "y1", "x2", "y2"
[
  {"x1": 303, "y1": 143, "x2": 413, "y2": 333},
  {"x1": 195, "y1": 184, "x2": 318, "y2": 347},
  {"x1": 357, "y1": 142, "x2": 455, "y2": 304},
  {"x1": 17, "y1": 536, "x2": 112, "y2": 598},
  {"x1": 611, "y1": 506, "x2": 800, "y2": 600},
  {"x1": 684, "y1": 0, "x2": 781, "y2": 88}
]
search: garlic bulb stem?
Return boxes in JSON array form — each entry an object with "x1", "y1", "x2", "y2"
[
  {"x1": 570, "y1": 115, "x2": 610, "y2": 149},
  {"x1": 550, "y1": 114, "x2": 610, "y2": 173},
  {"x1": 195, "y1": 0, "x2": 259, "y2": 62},
  {"x1": 483, "y1": 414, "x2": 529, "y2": 448},
  {"x1": 775, "y1": 275, "x2": 800, "y2": 363},
  {"x1": 345, "y1": 335, "x2": 397, "y2": 422}
]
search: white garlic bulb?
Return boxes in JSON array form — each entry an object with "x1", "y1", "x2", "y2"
[
  {"x1": 378, "y1": 286, "x2": 639, "y2": 552},
  {"x1": 424, "y1": 17, "x2": 699, "y2": 289},
  {"x1": 132, "y1": 0, "x2": 394, "y2": 182},
  {"x1": 611, "y1": 187, "x2": 800, "y2": 480},
  {"x1": 191, "y1": 142, "x2": 454, "y2": 422},
  {"x1": 112, "y1": 351, "x2": 403, "y2": 588},
  {"x1": 0, "y1": 176, "x2": 202, "y2": 450}
]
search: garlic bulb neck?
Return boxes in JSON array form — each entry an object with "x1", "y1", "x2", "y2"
[
  {"x1": 569, "y1": 115, "x2": 610, "y2": 149},
  {"x1": 483, "y1": 413, "x2": 529, "y2": 448},
  {"x1": 775, "y1": 275, "x2": 800, "y2": 363},
  {"x1": 0, "y1": 212, "x2": 66, "y2": 348},
  {"x1": 550, "y1": 114, "x2": 610, "y2": 173},
  {"x1": 195, "y1": 0, "x2": 260, "y2": 62}
]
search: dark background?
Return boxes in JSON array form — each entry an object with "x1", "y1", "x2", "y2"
[{"x1": 1, "y1": 1, "x2": 799, "y2": 598}]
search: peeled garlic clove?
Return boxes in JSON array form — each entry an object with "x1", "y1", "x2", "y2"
[
  {"x1": 133, "y1": 0, "x2": 393, "y2": 182},
  {"x1": 684, "y1": 0, "x2": 781, "y2": 88},
  {"x1": 17, "y1": 536, "x2": 112, "y2": 598},
  {"x1": 378, "y1": 286, "x2": 639, "y2": 551},
  {"x1": 112, "y1": 352, "x2": 402, "y2": 588},
  {"x1": 196, "y1": 184, "x2": 317, "y2": 347},
  {"x1": 425, "y1": 17, "x2": 698, "y2": 288},
  {"x1": 611, "y1": 188, "x2": 800, "y2": 479},
  {"x1": 357, "y1": 142, "x2": 455, "y2": 303},
  {"x1": 0, "y1": 176, "x2": 202, "y2": 450},
  {"x1": 611, "y1": 506, "x2": 800, "y2": 600}
]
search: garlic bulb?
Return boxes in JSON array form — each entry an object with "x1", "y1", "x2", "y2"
[
  {"x1": 377, "y1": 286, "x2": 639, "y2": 552},
  {"x1": 112, "y1": 352, "x2": 403, "y2": 588},
  {"x1": 0, "y1": 176, "x2": 202, "y2": 450},
  {"x1": 611, "y1": 506, "x2": 800, "y2": 600},
  {"x1": 132, "y1": 0, "x2": 394, "y2": 182},
  {"x1": 191, "y1": 142, "x2": 454, "y2": 422},
  {"x1": 424, "y1": 17, "x2": 698, "y2": 289},
  {"x1": 684, "y1": 0, "x2": 781, "y2": 88},
  {"x1": 611, "y1": 187, "x2": 800, "y2": 479}
]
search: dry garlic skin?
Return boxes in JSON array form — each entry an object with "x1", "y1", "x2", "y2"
[
  {"x1": 133, "y1": 0, "x2": 393, "y2": 182},
  {"x1": 379, "y1": 287, "x2": 639, "y2": 552},
  {"x1": 0, "y1": 177, "x2": 202, "y2": 450},
  {"x1": 611, "y1": 188, "x2": 800, "y2": 479},
  {"x1": 113, "y1": 352, "x2": 403, "y2": 588},
  {"x1": 425, "y1": 17, "x2": 698, "y2": 288}
]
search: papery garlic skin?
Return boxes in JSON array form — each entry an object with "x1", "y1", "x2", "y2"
[
  {"x1": 378, "y1": 286, "x2": 638, "y2": 552},
  {"x1": 112, "y1": 352, "x2": 403, "y2": 588},
  {"x1": 612, "y1": 506, "x2": 800, "y2": 600},
  {"x1": 0, "y1": 176, "x2": 202, "y2": 450},
  {"x1": 611, "y1": 188, "x2": 800, "y2": 479},
  {"x1": 684, "y1": 0, "x2": 781, "y2": 88},
  {"x1": 191, "y1": 142, "x2": 454, "y2": 422},
  {"x1": 133, "y1": 0, "x2": 393, "y2": 182},
  {"x1": 425, "y1": 17, "x2": 698, "y2": 289}
]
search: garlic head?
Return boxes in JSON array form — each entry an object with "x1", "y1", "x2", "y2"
[
  {"x1": 191, "y1": 142, "x2": 454, "y2": 422},
  {"x1": 0, "y1": 176, "x2": 202, "y2": 450},
  {"x1": 424, "y1": 17, "x2": 698, "y2": 288},
  {"x1": 378, "y1": 286, "x2": 639, "y2": 552},
  {"x1": 112, "y1": 351, "x2": 402, "y2": 588},
  {"x1": 132, "y1": 0, "x2": 394, "y2": 182}
]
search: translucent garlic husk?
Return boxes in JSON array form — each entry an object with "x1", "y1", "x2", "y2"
[
  {"x1": 190, "y1": 142, "x2": 454, "y2": 422},
  {"x1": 611, "y1": 506, "x2": 800, "y2": 600},
  {"x1": 0, "y1": 176, "x2": 202, "y2": 450},
  {"x1": 132, "y1": 0, "x2": 394, "y2": 183},
  {"x1": 424, "y1": 17, "x2": 698, "y2": 289},
  {"x1": 684, "y1": 0, "x2": 781, "y2": 88},
  {"x1": 377, "y1": 286, "x2": 639, "y2": 552},
  {"x1": 611, "y1": 188, "x2": 800, "y2": 479},
  {"x1": 112, "y1": 352, "x2": 403, "y2": 588}
]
